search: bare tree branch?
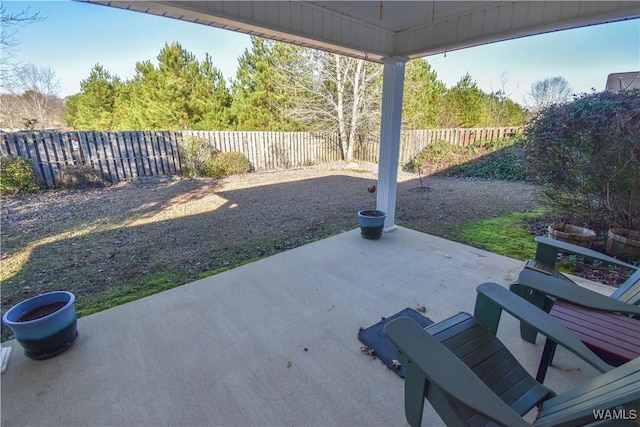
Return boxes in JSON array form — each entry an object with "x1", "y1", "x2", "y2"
[
  {"x1": 278, "y1": 48, "x2": 382, "y2": 162},
  {"x1": 0, "y1": 4, "x2": 45, "y2": 90}
]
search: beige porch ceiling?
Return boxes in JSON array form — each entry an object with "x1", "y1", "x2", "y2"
[{"x1": 79, "y1": 1, "x2": 640, "y2": 62}]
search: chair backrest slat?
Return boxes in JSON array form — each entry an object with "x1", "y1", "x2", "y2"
[
  {"x1": 534, "y1": 358, "x2": 640, "y2": 427},
  {"x1": 611, "y1": 269, "x2": 640, "y2": 305}
]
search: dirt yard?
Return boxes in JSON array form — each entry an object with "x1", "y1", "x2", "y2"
[{"x1": 1, "y1": 162, "x2": 542, "y2": 340}]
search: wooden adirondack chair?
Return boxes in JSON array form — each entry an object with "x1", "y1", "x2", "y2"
[
  {"x1": 521, "y1": 236, "x2": 639, "y2": 302},
  {"x1": 384, "y1": 283, "x2": 639, "y2": 427},
  {"x1": 512, "y1": 236, "x2": 640, "y2": 344},
  {"x1": 514, "y1": 269, "x2": 640, "y2": 377}
]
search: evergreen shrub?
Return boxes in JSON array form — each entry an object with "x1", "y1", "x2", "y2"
[
  {"x1": 524, "y1": 89, "x2": 640, "y2": 230},
  {"x1": 178, "y1": 136, "x2": 217, "y2": 178},
  {"x1": 0, "y1": 155, "x2": 43, "y2": 195},
  {"x1": 209, "y1": 152, "x2": 252, "y2": 178}
]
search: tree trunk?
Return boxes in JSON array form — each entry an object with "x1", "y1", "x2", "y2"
[
  {"x1": 346, "y1": 59, "x2": 366, "y2": 164},
  {"x1": 334, "y1": 54, "x2": 349, "y2": 161}
]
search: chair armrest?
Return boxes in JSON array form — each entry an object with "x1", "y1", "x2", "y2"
[
  {"x1": 534, "y1": 236, "x2": 638, "y2": 271},
  {"x1": 384, "y1": 317, "x2": 530, "y2": 427},
  {"x1": 518, "y1": 269, "x2": 640, "y2": 316},
  {"x1": 474, "y1": 282, "x2": 613, "y2": 375}
]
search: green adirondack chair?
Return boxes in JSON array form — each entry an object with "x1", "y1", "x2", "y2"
[
  {"x1": 511, "y1": 236, "x2": 640, "y2": 344},
  {"x1": 384, "y1": 283, "x2": 639, "y2": 427}
]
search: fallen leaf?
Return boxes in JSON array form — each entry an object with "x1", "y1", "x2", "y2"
[{"x1": 360, "y1": 345, "x2": 376, "y2": 357}]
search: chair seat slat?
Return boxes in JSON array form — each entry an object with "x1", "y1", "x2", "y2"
[{"x1": 427, "y1": 313, "x2": 551, "y2": 417}]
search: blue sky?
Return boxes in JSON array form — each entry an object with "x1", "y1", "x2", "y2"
[{"x1": 4, "y1": 0, "x2": 639, "y2": 106}]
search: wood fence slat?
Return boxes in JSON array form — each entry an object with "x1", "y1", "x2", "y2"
[
  {"x1": 137, "y1": 131, "x2": 150, "y2": 176},
  {"x1": 154, "y1": 131, "x2": 164, "y2": 175},
  {"x1": 116, "y1": 132, "x2": 131, "y2": 180},
  {"x1": 40, "y1": 132, "x2": 54, "y2": 181},
  {"x1": 161, "y1": 131, "x2": 170, "y2": 174},
  {"x1": 50, "y1": 132, "x2": 70, "y2": 186},
  {"x1": 1, "y1": 132, "x2": 12, "y2": 156},
  {"x1": 123, "y1": 131, "x2": 136, "y2": 179},
  {"x1": 156, "y1": 131, "x2": 167, "y2": 175},
  {"x1": 11, "y1": 132, "x2": 29, "y2": 157},
  {"x1": 257, "y1": 132, "x2": 266, "y2": 171},
  {"x1": 127, "y1": 131, "x2": 139, "y2": 177},
  {"x1": 91, "y1": 131, "x2": 104, "y2": 178},
  {"x1": 112, "y1": 132, "x2": 125, "y2": 180},
  {"x1": 105, "y1": 132, "x2": 121, "y2": 182},
  {"x1": 77, "y1": 131, "x2": 91, "y2": 171},
  {"x1": 265, "y1": 132, "x2": 272, "y2": 169},
  {"x1": 39, "y1": 132, "x2": 55, "y2": 187},
  {"x1": 149, "y1": 130, "x2": 159, "y2": 175},
  {"x1": 93, "y1": 132, "x2": 105, "y2": 180},
  {"x1": 145, "y1": 130, "x2": 155, "y2": 175},
  {"x1": 142, "y1": 131, "x2": 155, "y2": 176},
  {"x1": 255, "y1": 132, "x2": 262, "y2": 171},
  {"x1": 58, "y1": 133, "x2": 74, "y2": 166},
  {"x1": 131, "y1": 131, "x2": 143, "y2": 176},
  {"x1": 117, "y1": 131, "x2": 129, "y2": 180},
  {"x1": 102, "y1": 132, "x2": 115, "y2": 182},
  {"x1": 149, "y1": 131, "x2": 160, "y2": 176}
]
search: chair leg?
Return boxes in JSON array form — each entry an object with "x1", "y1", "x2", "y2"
[
  {"x1": 510, "y1": 283, "x2": 553, "y2": 344},
  {"x1": 536, "y1": 338, "x2": 557, "y2": 383},
  {"x1": 404, "y1": 361, "x2": 427, "y2": 427}
]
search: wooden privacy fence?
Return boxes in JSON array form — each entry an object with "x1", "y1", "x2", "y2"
[
  {"x1": 356, "y1": 127, "x2": 522, "y2": 163},
  {"x1": 0, "y1": 130, "x2": 342, "y2": 188},
  {"x1": 1, "y1": 127, "x2": 521, "y2": 188}
]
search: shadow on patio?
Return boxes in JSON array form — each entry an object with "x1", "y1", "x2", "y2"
[{"x1": 1, "y1": 226, "x2": 613, "y2": 426}]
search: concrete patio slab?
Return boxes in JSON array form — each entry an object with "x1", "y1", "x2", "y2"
[{"x1": 1, "y1": 227, "x2": 610, "y2": 426}]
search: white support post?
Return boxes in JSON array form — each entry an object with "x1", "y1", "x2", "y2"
[{"x1": 377, "y1": 56, "x2": 408, "y2": 231}]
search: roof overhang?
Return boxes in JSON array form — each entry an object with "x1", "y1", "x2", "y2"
[{"x1": 78, "y1": 1, "x2": 640, "y2": 62}]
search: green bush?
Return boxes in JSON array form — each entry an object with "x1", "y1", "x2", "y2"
[
  {"x1": 209, "y1": 152, "x2": 252, "y2": 178},
  {"x1": 524, "y1": 89, "x2": 640, "y2": 229},
  {"x1": 178, "y1": 136, "x2": 217, "y2": 178},
  {"x1": 57, "y1": 165, "x2": 109, "y2": 189},
  {"x1": 0, "y1": 155, "x2": 42, "y2": 195}
]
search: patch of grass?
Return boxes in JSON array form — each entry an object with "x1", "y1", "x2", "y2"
[
  {"x1": 456, "y1": 209, "x2": 547, "y2": 260},
  {"x1": 196, "y1": 257, "x2": 263, "y2": 279},
  {"x1": 76, "y1": 271, "x2": 180, "y2": 316},
  {"x1": 74, "y1": 232, "x2": 336, "y2": 317}
]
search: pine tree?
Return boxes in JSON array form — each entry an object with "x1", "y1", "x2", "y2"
[
  {"x1": 402, "y1": 59, "x2": 447, "y2": 129},
  {"x1": 230, "y1": 37, "x2": 302, "y2": 131},
  {"x1": 116, "y1": 42, "x2": 231, "y2": 130},
  {"x1": 443, "y1": 73, "x2": 486, "y2": 127},
  {"x1": 65, "y1": 64, "x2": 120, "y2": 130}
]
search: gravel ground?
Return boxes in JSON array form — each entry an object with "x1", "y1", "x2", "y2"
[{"x1": 1, "y1": 162, "x2": 542, "y2": 340}]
